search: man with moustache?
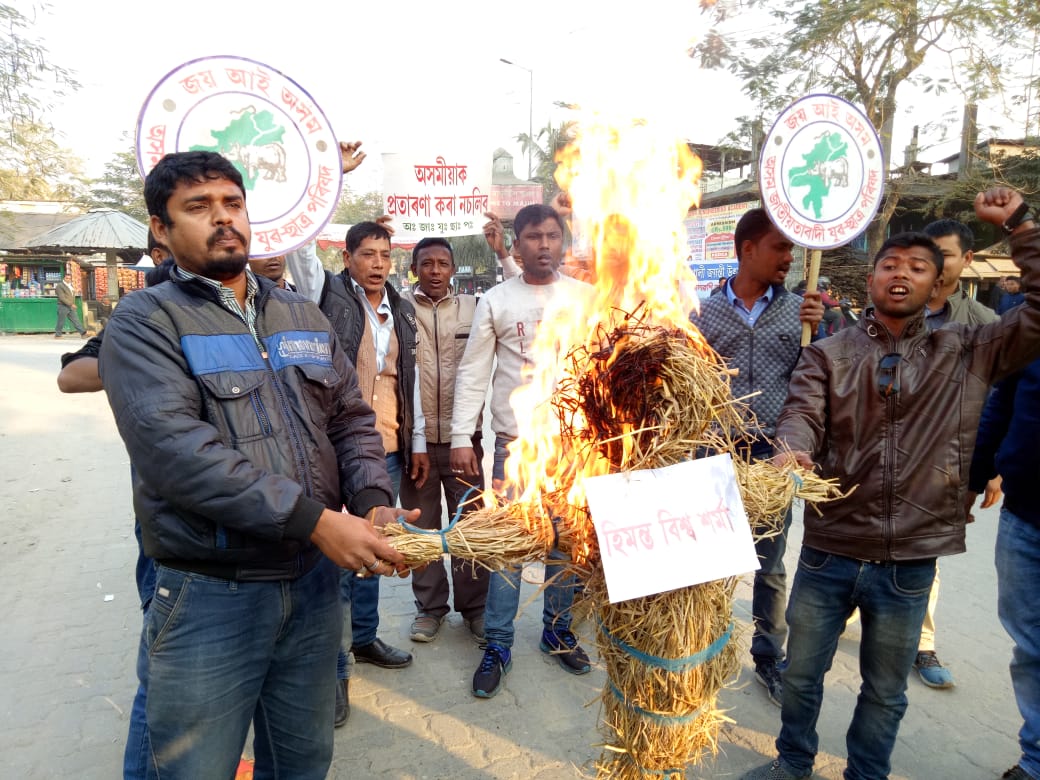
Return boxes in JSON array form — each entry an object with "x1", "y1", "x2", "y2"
[
  {"x1": 285, "y1": 142, "x2": 422, "y2": 726},
  {"x1": 689, "y1": 207, "x2": 823, "y2": 708},
  {"x1": 99, "y1": 151, "x2": 412, "y2": 777},
  {"x1": 743, "y1": 187, "x2": 1040, "y2": 780},
  {"x1": 287, "y1": 219, "x2": 425, "y2": 728}
]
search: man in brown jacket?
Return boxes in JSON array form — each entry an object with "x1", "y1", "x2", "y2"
[
  {"x1": 400, "y1": 237, "x2": 490, "y2": 642},
  {"x1": 54, "y1": 274, "x2": 87, "y2": 337},
  {"x1": 743, "y1": 187, "x2": 1040, "y2": 780}
]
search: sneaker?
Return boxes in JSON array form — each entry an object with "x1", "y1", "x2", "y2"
[
  {"x1": 913, "y1": 650, "x2": 955, "y2": 689},
  {"x1": 1002, "y1": 765, "x2": 1037, "y2": 779},
  {"x1": 539, "y1": 628, "x2": 591, "y2": 674},
  {"x1": 754, "y1": 658, "x2": 783, "y2": 707},
  {"x1": 472, "y1": 643, "x2": 511, "y2": 698},
  {"x1": 464, "y1": 615, "x2": 485, "y2": 641},
  {"x1": 741, "y1": 759, "x2": 810, "y2": 779},
  {"x1": 409, "y1": 613, "x2": 444, "y2": 643}
]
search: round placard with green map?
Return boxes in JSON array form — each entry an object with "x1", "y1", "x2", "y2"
[
  {"x1": 136, "y1": 55, "x2": 341, "y2": 258},
  {"x1": 758, "y1": 94, "x2": 884, "y2": 250}
]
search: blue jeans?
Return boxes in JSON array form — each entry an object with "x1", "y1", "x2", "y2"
[
  {"x1": 996, "y1": 507, "x2": 1040, "y2": 780},
  {"x1": 484, "y1": 436, "x2": 577, "y2": 649},
  {"x1": 484, "y1": 550, "x2": 577, "y2": 648},
  {"x1": 338, "y1": 452, "x2": 403, "y2": 678},
  {"x1": 751, "y1": 505, "x2": 793, "y2": 662},
  {"x1": 748, "y1": 439, "x2": 791, "y2": 663},
  {"x1": 777, "y1": 546, "x2": 934, "y2": 780},
  {"x1": 124, "y1": 495, "x2": 157, "y2": 780},
  {"x1": 142, "y1": 558, "x2": 341, "y2": 779}
]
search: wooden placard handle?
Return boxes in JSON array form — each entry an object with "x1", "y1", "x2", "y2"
[{"x1": 801, "y1": 249, "x2": 822, "y2": 346}]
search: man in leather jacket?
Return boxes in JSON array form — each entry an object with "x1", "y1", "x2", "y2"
[{"x1": 743, "y1": 187, "x2": 1040, "y2": 780}]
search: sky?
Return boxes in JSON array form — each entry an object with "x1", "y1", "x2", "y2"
[{"x1": 22, "y1": 0, "x2": 1032, "y2": 191}]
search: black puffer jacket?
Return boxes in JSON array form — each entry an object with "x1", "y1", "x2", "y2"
[{"x1": 99, "y1": 273, "x2": 392, "y2": 580}]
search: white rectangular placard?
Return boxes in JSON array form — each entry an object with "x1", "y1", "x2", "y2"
[
  {"x1": 584, "y1": 454, "x2": 760, "y2": 603},
  {"x1": 382, "y1": 151, "x2": 492, "y2": 241}
]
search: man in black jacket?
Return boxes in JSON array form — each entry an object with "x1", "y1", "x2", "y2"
[
  {"x1": 100, "y1": 151, "x2": 411, "y2": 778},
  {"x1": 286, "y1": 221, "x2": 427, "y2": 724}
]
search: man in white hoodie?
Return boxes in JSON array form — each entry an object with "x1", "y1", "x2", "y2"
[{"x1": 450, "y1": 203, "x2": 593, "y2": 698}]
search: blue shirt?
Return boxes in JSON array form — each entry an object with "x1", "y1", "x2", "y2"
[{"x1": 724, "y1": 276, "x2": 775, "y2": 327}]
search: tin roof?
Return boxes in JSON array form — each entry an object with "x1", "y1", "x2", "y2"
[{"x1": 23, "y1": 208, "x2": 148, "y2": 253}]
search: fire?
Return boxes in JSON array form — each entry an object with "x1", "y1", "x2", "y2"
[{"x1": 501, "y1": 114, "x2": 708, "y2": 554}]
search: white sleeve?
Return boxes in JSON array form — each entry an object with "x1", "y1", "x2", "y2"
[
  {"x1": 498, "y1": 253, "x2": 521, "y2": 281},
  {"x1": 284, "y1": 241, "x2": 326, "y2": 304}
]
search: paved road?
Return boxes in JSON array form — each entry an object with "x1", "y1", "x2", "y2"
[{"x1": 0, "y1": 334, "x2": 1023, "y2": 778}]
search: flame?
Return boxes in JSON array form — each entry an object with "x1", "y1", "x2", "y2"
[{"x1": 501, "y1": 114, "x2": 708, "y2": 544}]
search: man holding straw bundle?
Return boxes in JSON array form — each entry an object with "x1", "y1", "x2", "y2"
[
  {"x1": 689, "y1": 207, "x2": 823, "y2": 708},
  {"x1": 744, "y1": 187, "x2": 1040, "y2": 780}
]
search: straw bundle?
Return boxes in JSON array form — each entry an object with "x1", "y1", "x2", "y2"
[
  {"x1": 383, "y1": 489, "x2": 598, "y2": 570},
  {"x1": 558, "y1": 317, "x2": 748, "y2": 474},
  {"x1": 379, "y1": 455, "x2": 845, "y2": 572},
  {"x1": 381, "y1": 312, "x2": 848, "y2": 778},
  {"x1": 586, "y1": 571, "x2": 740, "y2": 779}
]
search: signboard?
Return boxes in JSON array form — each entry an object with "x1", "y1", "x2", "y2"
[
  {"x1": 584, "y1": 454, "x2": 760, "y2": 603},
  {"x1": 489, "y1": 183, "x2": 545, "y2": 220},
  {"x1": 382, "y1": 152, "x2": 492, "y2": 242},
  {"x1": 683, "y1": 200, "x2": 759, "y2": 297},
  {"x1": 759, "y1": 94, "x2": 884, "y2": 249},
  {"x1": 136, "y1": 55, "x2": 342, "y2": 258}
]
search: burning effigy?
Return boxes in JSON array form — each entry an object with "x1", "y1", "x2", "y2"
[{"x1": 382, "y1": 117, "x2": 847, "y2": 778}]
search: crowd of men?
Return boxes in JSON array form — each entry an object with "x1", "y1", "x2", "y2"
[{"x1": 57, "y1": 143, "x2": 1040, "y2": 780}]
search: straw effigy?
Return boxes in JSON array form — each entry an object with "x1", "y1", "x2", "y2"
[
  {"x1": 565, "y1": 319, "x2": 849, "y2": 778},
  {"x1": 382, "y1": 312, "x2": 848, "y2": 778}
]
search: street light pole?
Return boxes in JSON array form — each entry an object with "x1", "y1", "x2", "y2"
[{"x1": 500, "y1": 58, "x2": 533, "y2": 180}]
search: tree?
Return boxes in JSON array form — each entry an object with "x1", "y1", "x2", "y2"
[
  {"x1": 694, "y1": 0, "x2": 1022, "y2": 256},
  {"x1": 0, "y1": 120, "x2": 83, "y2": 201},
  {"x1": 83, "y1": 147, "x2": 147, "y2": 221},
  {"x1": 0, "y1": 3, "x2": 78, "y2": 129},
  {"x1": 333, "y1": 188, "x2": 383, "y2": 224},
  {"x1": 516, "y1": 120, "x2": 577, "y2": 199},
  {"x1": 917, "y1": 145, "x2": 1040, "y2": 243},
  {"x1": 0, "y1": 4, "x2": 82, "y2": 202}
]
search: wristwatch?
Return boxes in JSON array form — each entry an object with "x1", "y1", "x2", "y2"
[{"x1": 1002, "y1": 201, "x2": 1034, "y2": 235}]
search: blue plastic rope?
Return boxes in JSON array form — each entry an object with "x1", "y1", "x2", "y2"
[
  {"x1": 790, "y1": 471, "x2": 804, "y2": 489},
  {"x1": 597, "y1": 618, "x2": 733, "y2": 672},
  {"x1": 395, "y1": 485, "x2": 481, "y2": 554},
  {"x1": 608, "y1": 680, "x2": 703, "y2": 726}
]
